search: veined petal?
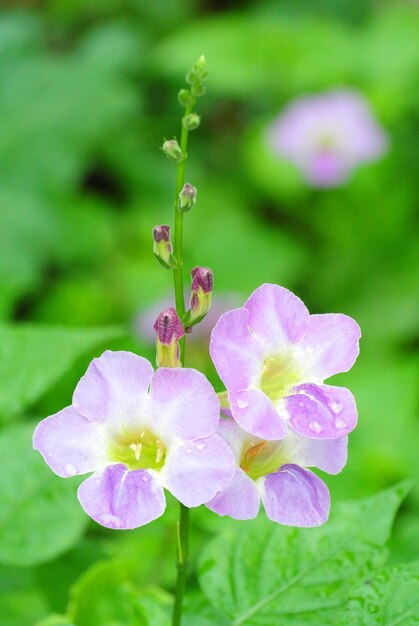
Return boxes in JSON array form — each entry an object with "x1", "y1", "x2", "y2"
[
  {"x1": 262, "y1": 464, "x2": 330, "y2": 527},
  {"x1": 162, "y1": 435, "x2": 235, "y2": 507},
  {"x1": 280, "y1": 429, "x2": 348, "y2": 474},
  {"x1": 33, "y1": 406, "x2": 104, "y2": 477},
  {"x1": 77, "y1": 464, "x2": 166, "y2": 529},
  {"x1": 73, "y1": 350, "x2": 154, "y2": 425},
  {"x1": 298, "y1": 313, "x2": 361, "y2": 380},
  {"x1": 286, "y1": 383, "x2": 357, "y2": 439},
  {"x1": 149, "y1": 367, "x2": 219, "y2": 441},
  {"x1": 244, "y1": 284, "x2": 310, "y2": 350},
  {"x1": 230, "y1": 388, "x2": 288, "y2": 440},
  {"x1": 210, "y1": 307, "x2": 263, "y2": 392},
  {"x1": 206, "y1": 468, "x2": 260, "y2": 520}
]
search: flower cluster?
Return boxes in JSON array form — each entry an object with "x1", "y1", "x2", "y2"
[
  {"x1": 267, "y1": 89, "x2": 388, "y2": 187},
  {"x1": 33, "y1": 283, "x2": 360, "y2": 530}
]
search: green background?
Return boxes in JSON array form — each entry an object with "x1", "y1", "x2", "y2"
[{"x1": 0, "y1": 0, "x2": 418, "y2": 624}]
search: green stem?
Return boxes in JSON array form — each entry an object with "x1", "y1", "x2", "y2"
[{"x1": 171, "y1": 105, "x2": 193, "y2": 626}]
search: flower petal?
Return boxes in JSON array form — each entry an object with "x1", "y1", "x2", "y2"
[
  {"x1": 210, "y1": 307, "x2": 263, "y2": 392},
  {"x1": 262, "y1": 464, "x2": 330, "y2": 527},
  {"x1": 286, "y1": 383, "x2": 357, "y2": 439},
  {"x1": 230, "y1": 388, "x2": 288, "y2": 440},
  {"x1": 73, "y1": 350, "x2": 154, "y2": 425},
  {"x1": 162, "y1": 435, "x2": 235, "y2": 507},
  {"x1": 33, "y1": 406, "x2": 104, "y2": 477},
  {"x1": 206, "y1": 468, "x2": 260, "y2": 520},
  {"x1": 298, "y1": 313, "x2": 361, "y2": 380},
  {"x1": 149, "y1": 367, "x2": 219, "y2": 441},
  {"x1": 77, "y1": 464, "x2": 166, "y2": 529},
  {"x1": 280, "y1": 429, "x2": 348, "y2": 474},
  {"x1": 244, "y1": 284, "x2": 310, "y2": 350}
]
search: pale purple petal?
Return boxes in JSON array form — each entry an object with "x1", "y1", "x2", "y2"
[
  {"x1": 210, "y1": 308, "x2": 263, "y2": 392},
  {"x1": 216, "y1": 417, "x2": 247, "y2": 462},
  {"x1": 230, "y1": 388, "x2": 288, "y2": 440},
  {"x1": 280, "y1": 429, "x2": 348, "y2": 474},
  {"x1": 33, "y1": 406, "x2": 104, "y2": 477},
  {"x1": 206, "y1": 468, "x2": 260, "y2": 520},
  {"x1": 298, "y1": 313, "x2": 361, "y2": 380},
  {"x1": 286, "y1": 383, "x2": 357, "y2": 439},
  {"x1": 149, "y1": 367, "x2": 220, "y2": 440},
  {"x1": 304, "y1": 152, "x2": 349, "y2": 187},
  {"x1": 262, "y1": 464, "x2": 330, "y2": 527},
  {"x1": 73, "y1": 351, "x2": 154, "y2": 424},
  {"x1": 244, "y1": 283, "x2": 310, "y2": 350},
  {"x1": 77, "y1": 464, "x2": 166, "y2": 529},
  {"x1": 163, "y1": 435, "x2": 235, "y2": 507}
]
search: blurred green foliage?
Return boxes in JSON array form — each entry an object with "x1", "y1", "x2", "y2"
[{"x1": 0, "y1": 0, "x2": 418, "y2": 624}]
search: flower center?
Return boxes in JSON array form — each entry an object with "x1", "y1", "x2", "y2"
[
  {"x1": 108, "y1": 428, "x2": 166, "y2": 471},
  {"x1": 260, "y1": 354, "x2": 300, "y2": 402},
  {"x1": 240, "y1": 440, "x2": 284, "y2": 481}
]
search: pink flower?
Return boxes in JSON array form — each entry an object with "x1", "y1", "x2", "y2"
[
  {"x1": 210, "y1": 283, "x2": 360, "y2": 441},
  {"x1": 207, "y1": 417, "x2": 347, "y2": 526},
  {"x1": 267, "y1": 90, "x2": 388, "y2": 187},
  {"x1": 33, "y1": 351, "x2": 235, "y2": 529}
]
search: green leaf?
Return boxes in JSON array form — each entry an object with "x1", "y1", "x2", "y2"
[
  {"x1": 0, "y1": 324, "x2": 123, "y2": 421},
  {"x1": 338, "y1": 562, "x2": 419, "y2": 625},
  {"x1": 198, "y1": 484, "x2": 409, "y2": 625},
  {"x1": 0, "y1": 423, "x2": 88, "y2": 567},
  {"x1": 34, "y1": 616, "x2": 75, "y2": 626},
  {"x1": 67, "y1": 560, "x2": 147, "y2": 626}
]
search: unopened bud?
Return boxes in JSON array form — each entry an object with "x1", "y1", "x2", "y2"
[
  {"x1": 178, "y1": 89, "x2": 195, "y2": 108},
  {"x1": 183, "y1": 266, "x2": 213, "y2": 327},
  {"x1": 162, "y1": 139, "x2": 184, "y2": 162},
  {"x1": 154, "y1": 307, "x2": 185, "y2": 368},
  {"x1": 191, "y1": 82, "x2": 206, "y2": 98},
  {"x1": 186, "y1": 55, "x2": 208, "y2": 84},
  {"x1": 182, "y1": 113, "x2": 200, "y2": 131},
  {"x1": 153, "y1": 225, "x2": 176, "y2": 269},
  {"x1": 178, "y1": 183, "x2": 197, "y2": 213}
]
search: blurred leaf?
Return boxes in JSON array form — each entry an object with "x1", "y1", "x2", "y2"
[
  {"x1": 198, "y1": 484, "x2": 408, "y2": 624},
  {"x1": 337, "y1": 562, "x2": 419, "y2": 625},
  {"x1": 0, "y1": 324, "x2": 123, "y2": 421},
  {"x1": 68, "y1": 560, "x2": 148, "y2": 626},
  {"x1": 0, "y1": 423, "x2": 87, "y2": 566},
  {"x1": 35, "y1": 616, "x2": 75, "y2": 626}
]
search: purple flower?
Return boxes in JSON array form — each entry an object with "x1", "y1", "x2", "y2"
[
  {"x1": 207, "y1": 417, "x2": 346, "y2": 526},
  {"x1": 210, "y1": 283, "x2": 360, "y2": 441},
  {"x1": 33, "y1": 350, "x2": 235, "y2": 529},
  {"x1": 154, "y1": 307, "x2": 185, "y2": 367},
  {"x1": 267, "y1": 90, "x2": 388, "y2": 187}
]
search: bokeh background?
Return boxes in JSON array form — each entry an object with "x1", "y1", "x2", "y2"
[{"x1": 0, "y1": 1, "x2": 418, "y2": 624}]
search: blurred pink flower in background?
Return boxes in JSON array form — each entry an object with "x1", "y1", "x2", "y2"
[{"x1": 267, "y1": 90, "x2": 388, "y2": 187}]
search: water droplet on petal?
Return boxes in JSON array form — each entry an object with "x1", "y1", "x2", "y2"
[
  {"x1": 305, "y1": 346, "x2": 314, "y2": 354},
  {"x1": 99, "y1": 513, "x2": 124, "y2": 529},
  {"x1": 141, "y1": 473, "x2": 149, "y2": 482},
  {"x1": 64, "y1": 463, "x2": 77, "y2": 477},
  {"x1": 298, "y1": 401, "x2": 305, "y2": 408},
  {"x1": 196, "y1": 442, "x2": 206, "y2": 451},
  {"x1": 237, "y1": 398, "x2": 248, "y2": 409},
  {"x1": 335, "y1": 418, "x2": 346, "y2": 429},
  {"x1": 330, "y1": 401, "x2": 342, "y2": 414},
  {"x1": 185, "y1": 447, "x2": 192, "y2": 454},
  {"x1": 309, "y1": 420, "x2": 323, "y2": 434}
]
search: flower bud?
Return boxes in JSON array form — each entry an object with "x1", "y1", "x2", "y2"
[
  {"x1": 191, "y1": 82, "x2": 206, "y2": 98},
  {"x1": 177, "y1": 89, "x2": 195, "y2": 108},
  {"x1": 154, "y1": 307, "x2": 185, "y2": 368},
  {"x1": 153, "y1": 225, "x2": 176, "y2": 269},
  {"x1": 183, "y1": 266, "x2": 213, "y2": 327},
  {"x1": 162, "y1": 139, "x2": 184, "y2": 163},
  {"x1": 182, "y1": 113, "x2": 200, "y2": 131},
  {"x1": 178, "y1": 183, "x2": 197, "y2": 213}
]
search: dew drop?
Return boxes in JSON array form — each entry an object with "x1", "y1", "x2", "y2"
[
  {"x1": 330, "y1": 401, "x2": 342, "y2": 414},
  {"x1": 99, "y1": 513, "x2": 124, "y2": 529},
  {"x1": 196, "y1": 442, "x2": 206, "y2": 451},
  {"x1": 309, "y1": 420, "x2": 323, "y2": 434},
  {"x1": 335, "y1": 418, "x2": 346, "y2": 429},
  {"x1": 305, "y1": 346, "x2": 314, "y2": 354},
  {"x1": 298, "y1": 401, "x2": 305, "y2": 408},
  {"x1": 47, "y1": 452, "x2": 53, "y2": 458},
  {"x1": 237, "y1": 398, "x2": 248, "y2": 409},
  {"x1": 64, "y1": 463, "x2": 77, "y2": 477},
  {"x1": 185, "y1": 447, "x2": 192, "y2": 454},
  {"x1": 141, "y1": 474, "x2": 149, "y2": 482}
]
